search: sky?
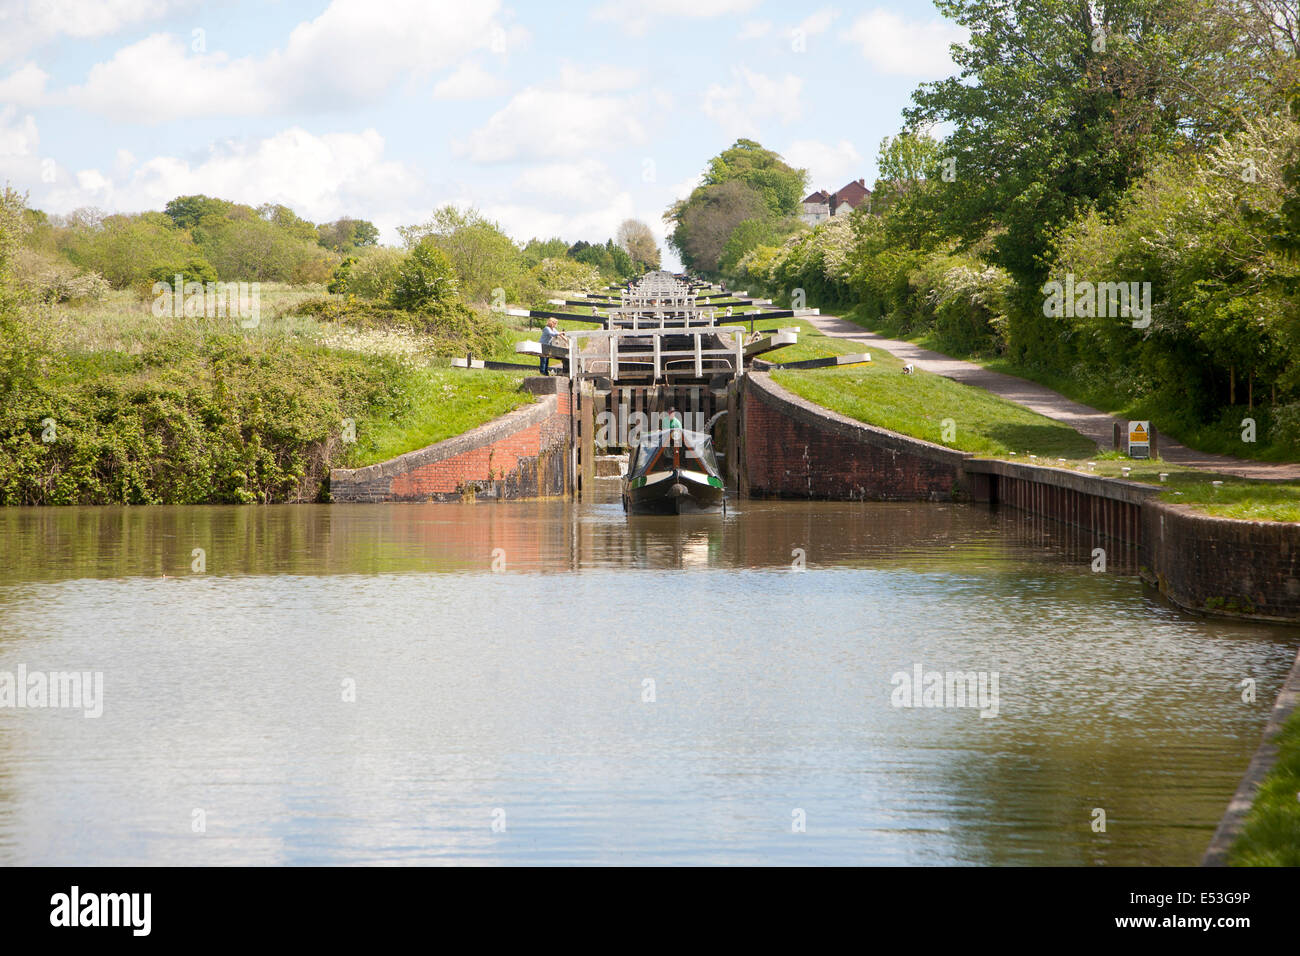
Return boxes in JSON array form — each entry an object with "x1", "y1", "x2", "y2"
[{"x1": 0, "y1": 0, "x2": 967, "y2": 268}]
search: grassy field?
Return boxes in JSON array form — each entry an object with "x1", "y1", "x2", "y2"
[
  {"x1": 771, "y1": 341, "x2": 1098, "y2": 458},
  {"x1": 1229, "y1": 707, "x2": 1300, "y2": 867},
  {"x1": 839, "y1": 303, "x2": 1299, "y2": 463}
]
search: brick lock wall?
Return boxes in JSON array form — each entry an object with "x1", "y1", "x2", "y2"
[
  {"x1": 742, "y1": 374, "x2": 968, "y2": 500},
  {"x1": 1142, "y1": 501, "x2": 1300, "y2": 621},
  {"x1": 330, "y1": 380, "x2": 572, "y2": 502}
]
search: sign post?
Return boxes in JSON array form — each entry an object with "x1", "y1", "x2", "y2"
[{"x1": 1128, "y1": 421, "x2": 1151, "y2": 459}]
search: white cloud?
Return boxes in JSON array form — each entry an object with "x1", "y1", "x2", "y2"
[
  {"x1": 593, "y1": 0, "x2": 761, "y2": 37},
  {"x1": 479, "y1": 195, "x2": 640, "y2": 246},
  {"x1": 512, "y1": 160, "x2": 619, "y2": 205},
  {"x1": 736, "y1": 20, "x2": 771, "y2": 41},
  {"x1": 0, "y1": 106, "x2": 39, "y2": 161},
  {"x1": 61, "y1": 0, "x2": 505, "y2": 122},
  {"x1": 69, "y1": 33, "x2": 270, "y2": 122},
  {"x1": 9, "y1": 120, "x2": 427, "y2": 240},
  {"x1": 702, "y1": 67, "x2": 802, "y2": 138},
  {"x1": 456, "y1": 86, "x2": 646, "y2": 163},
  {"x1": 845, "y1": 9, "x2": 967, "y2": 77},
  {"x1": 0, "y1": 0, "x2": 183, "y2": 63},
  {"x1": 557, "y1": 62, "x2": 643, "y2": 92},
  {"x1": 792, "y1": 8, "x2": 837, "y2": 41},
  {"x1": 783, "y1": 139, "x2": 864, "y2": 190},
  {"x1": 0, "y1": 63, "x2": 50, "y2": 105},
  {"x1": 432, "y1": 62, "x2": 509, "y2": 100}
]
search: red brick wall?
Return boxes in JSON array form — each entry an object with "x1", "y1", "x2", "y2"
[
  {"x1": 331, "y1": 385, "x2": 571, "y2": 502},
  {"x1": 1142, "y1": 501, "x2": 1300, "y2": 621},
  {"x1": 742, "y1": 374, "x2": 969, "y2": 500}
]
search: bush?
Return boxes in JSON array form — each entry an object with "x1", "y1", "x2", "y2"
[
  {"x1": 329, "y1": 247, "x2": 405, "y2": 300},
  {"x1": 1272, "y1": 402, "x2": 1300, "y2": 456},
  {"x1": 293, "y1": 295, "x2": 512, "y2": 358},
  {"x1": 14, "y1": 247, "x2": 110, "y2": 304},
  {"x1": 531, "y1": 257, "x2": 602, "y2": 293},
  {"x1": 390, "y1": 241, "x2": 458, "y2": 312},
  {"x1": 147, "y1": 256, "x2": 219, "y2": 288},
  {"x1": 0, "y1": 335, "x2": 404, "y2": 505}
]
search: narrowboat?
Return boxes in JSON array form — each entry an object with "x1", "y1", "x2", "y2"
[{"x1": 622, "y1": 428, "x2": 726, "y2": 514}]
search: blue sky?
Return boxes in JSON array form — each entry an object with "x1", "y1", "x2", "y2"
[{"x1": 0, "y1": 0, "x2": 967, "y2": 267}]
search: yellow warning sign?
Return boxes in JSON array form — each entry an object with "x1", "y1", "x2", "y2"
[{"x1": 1128, "y1": 421, "x2": 1150, "y2": 458}]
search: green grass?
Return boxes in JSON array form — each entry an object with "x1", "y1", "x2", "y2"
[
  {"x1": 1229, "y1": 707, "x2": 1300, "y2": 866},
  {"x1": 346, "y1": 366, "x2": 531, "y2": 467},
  {"x1": 839, "y1": 303, "x2": 1299, "y2": 463},
  {"x1": 1067, "y1": 458, "x2": 1300, "y2": 521},
  {"x1": 772, "y1": 342, "x2": 1098, "y2": 458},
  {"x1": 734, "y1": 315, "x2": 862, "y2": 364}
]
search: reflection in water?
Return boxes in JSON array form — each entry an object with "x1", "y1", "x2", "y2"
[{"x1": 0, "y1": 499, "x2": 1293, "y2": 865}]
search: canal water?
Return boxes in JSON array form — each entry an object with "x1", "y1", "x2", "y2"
[{"x1": 0, "y1": 492, "x2": 1294, "y2": 865}]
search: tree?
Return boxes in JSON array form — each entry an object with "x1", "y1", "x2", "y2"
[
  {"x1": 904, "y1": 0, "x2": 1203, "y2": 285},
  {"x1": 875, "y1": 130, "x2": 942, "y2": 189},
  {"x1": 0, "y1": 187, "x2": 44, "y2": 400},
  {"x1": 673, "y1": 180, "x2": 769, "y2": 273},
  {"x1": 398, "y1": 206, "x2": 524, "y2": 304},
  {"x1": 316, "y1": 217, "x2": 379, "y2": 253},
  {"x1": 163, "y1": 195, "x2": 233, "y2": 230},
  {"x1": 700, "y1": 139, "x2": 807, "y2": 217},
  {"x1": 329, "y1": 247, "x2": 406, "y2": 299},
  {"x1": 718, "y1": 217, "x2": 802, "y2": 275},
  {"x1": 389, "y1": 241, "x2": 460, "y2": 311},
  {"x1": 522, "y1": 237, "x2": 571, "y2": 267},
  {"x1": 666, "y1": 140, "x2": 807, "y2": 274},
  {"x1": 62, "y1": 211, "x2": 203, "y2": 288},
  {"x1": 570, "y1": 238, "x2": 636, "y2": 280},
  {"x1": 616, "y1": 219, "x2": 660, "y2": 271}
]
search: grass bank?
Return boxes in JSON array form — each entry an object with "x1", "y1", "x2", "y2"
[
  {"x1": 772, "y1": 342, "x2": 1097, "y2": 458},
  {"x1": 771, "y1": 340, "x2": 1300, "y2": 521},
  {"x1": 839, "y1": 304, "x2": 1299, "y2": 463},
  {"x1": 0, "y1": 286, "x2": 536, "y2": 504},
  {"x1": 1228, "y1": 705, "x2": 1300, "y2": 866}
]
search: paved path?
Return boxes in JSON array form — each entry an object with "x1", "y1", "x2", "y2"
[{"x1": 808, "y1": 313, "x2": 1300, "y2": 481}]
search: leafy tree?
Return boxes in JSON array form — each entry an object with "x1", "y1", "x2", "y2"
[
  {"x1": 532, "y1": 257, "x2": 603, "y2": 293},
  {"x1": 398, "y1": 206, "x2": 525, "y2": 304},
  {"x1": 328, "y1": 247, "x2": 405, "y2": 299},
  {"x1": 164, "y1": 195, "x2": 234, "y2": 230},
  {"x1": 615, "y1": 219, "x2": 661, "y2": 271},
  {"x1": 718, "y1": 216, "x2": 802, "y2": 275},
  {"x1": 317, "y1": 217, "x2": 380, "y2": 253},
  {"x1": 701, "y1": 139, "x2": 807, "y2": 217},
  {"x1": 201, "y1": 215, "x2": 336, "y2": 283},
  {"x1": 148, "y1": 257, "x2": 219, "y2": 286},
  {"x1": 521, "y1": 237, "x2": 571, "y2": 267},
  {"x1": 389, "y1": 241, "x2": 460, "y2": 311},
  {"x1": 63, "y1": 212, "x2": 203, "y2": 288},
  {"x1": 904, "y1": 0, "x2": 1201, "y2": 285},
  {"x1": 570, "y1": 238, "x2": 636, "y2": 280},
  {"x1": 0, "y1": 186, "x2": 38, "y2": 398},
  {"x1": 672, "y1": 180, "x2": 769, "y2": 274},
  {"x1": 666, "y1": 140, "x2": 807, "y2": 275}
]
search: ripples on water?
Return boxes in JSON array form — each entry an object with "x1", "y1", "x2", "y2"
[{"x1": 0, "y1": 497, "x2": 1293, "y2": 865}]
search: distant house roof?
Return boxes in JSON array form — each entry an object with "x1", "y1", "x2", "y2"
[
  {"x1": 802, "y1": 190, "x2": 830, "y2": 204},
  {"x1": 829, "y1": 179, "x2": 870, "y2": 213}
]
